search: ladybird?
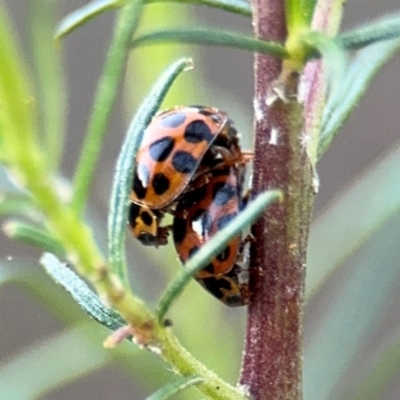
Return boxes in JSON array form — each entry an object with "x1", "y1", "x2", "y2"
[
  {"x1": 172, "y1": 165, "x2": 250, "y2": 306},
  {"x1": 131, "y1": 106, "x2": 243, "y2": 210}
]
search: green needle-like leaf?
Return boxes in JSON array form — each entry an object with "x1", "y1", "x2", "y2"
[
  {"x1": 306, "y1": 144, "x2": 400, "y2": 299},
  {"x1": 146, "y1": 0, "x2": 252, "y2": 17},
  {"x1": 145, "y1": 376, "x2": 204, "y2": 400},
  {"x1": 132, "y1": 28, "x2": 288, "y2": 59},
  {"x1": 337, "y1": 13, "x2": 400, "y2": 51},
  {"x1": 55, "y1": 0, "x2": 120, "y2": 42},
  {"x1": 29, "y1": 0, "x2": 66, "y2": 170},
  {"x1": 0, "y1": 3, "x2": 39, "y2": 166},
  {"x1": 3, "y1": 220, "x2": 66, "y2": 257},
  {"x1": 319, "y1": 38, "x2": 400, "y2": 158},
  {"x1": 0, "y1": 193, "x2": 42, "y2": 220},
  {"x1": 302, "y1": 0, "x2": 317, "y2": 27},
  {"x1": 56, "y1": 0, "x2": 251, "y2": 41},
  {"x1": 108, "y1": 58, "x2": 191, "y2": 283},
  {"x1": 41, "y1": 253, "x2": 126, "y2": 331},
  {"x1": 156, "y1": 190, "x2": 282, "y2": 321},
  {"x1": 72, "y1": 1, "x2": 143, "y2": 215}
]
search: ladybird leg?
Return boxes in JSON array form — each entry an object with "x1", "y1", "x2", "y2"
[
  {"x1": 244, "y1": 233, "x2": 255, "y2": 243},
  {"x1": 212, "y1": 145, "x2": 241, "y2": 164},
  {"x1": 188, "y1": 173, "x2": 210, "y2": 190},
  {"x1": 156, "y1": 225, "x2": 172, "y2": 246},
  {"x1": 234, "y1": 234, "x2": 254, "y2": 265},
  {"x1": 241, "y1": 189, "x2": 251, "y2": 209},
  {"x1": 200, "y1": 149, "x2": 253, "y2": 172},
  {"x1": 240, "y1": 151, "x2": 254, "y2": 162}
]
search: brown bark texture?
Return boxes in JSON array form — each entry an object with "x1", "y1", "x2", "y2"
[{"x1": 239, "y1": 1, "x2": 315, "y2": 399}]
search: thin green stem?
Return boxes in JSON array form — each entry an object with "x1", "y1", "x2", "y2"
[
  {"x1": 338, "y1": 13, "x2": 400, "y2": 51},
  {"x1": 56, "y1": 0, "x2": 251, "y2": 42},
  {"x1": 3, "y1": 221, "x2": 66, "y2": 257},
  {"x1": 29, "y1": 0, "x2": 66, "y2": 170},
  {"x1": 319, "y1": 39, "x2": 400, "y2": 159},
  {"x1": 71, "y1": 1, "x2": 143, "y2": 215},
  {"x1": 55, "y1": 0, "x2": 120, "y2": 42},
  {"x1": 159, "y1": 329, "x2": 246, "y2": 400}
]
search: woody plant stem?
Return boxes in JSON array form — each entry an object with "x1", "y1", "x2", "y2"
[
  {"x1": 239, "y1": 0, "x2": 344, "y2": 399},
  {"x1": 240, "y1": 1, "x2": 313, "y2": 399}
]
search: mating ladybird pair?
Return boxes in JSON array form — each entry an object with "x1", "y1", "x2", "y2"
[{"x1": 128, "y1": 106, "x2": 251, "y2": 306}]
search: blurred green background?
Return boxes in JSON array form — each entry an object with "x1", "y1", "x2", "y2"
[{"x1": 1, "y1": 1, "x2": 400, "y2": 399}]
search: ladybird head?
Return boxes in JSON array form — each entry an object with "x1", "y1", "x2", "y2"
[
  {"x1": 128, "y1": 203, "x2": 158, "y2": 243},
  {"x1": 137, "y1": 231, "x2": 160, "y2": 246}
]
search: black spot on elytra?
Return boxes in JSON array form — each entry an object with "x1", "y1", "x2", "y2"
[
  {"x1": 152, "y1": 173, "x2": 170, "y2": 195},
  {"x1": 216, "y1": 246, "x2": 230, "y2": 262},
  {"x1": 217, "y1": 213, "x2": 237, "y2": 230},
  {"x1": 159, "y1": 112, "x2": 186, "y2": 128},
  {"x1": 128, "y1": 203, "x2": 140, "y2": 227},
  {"x1": 140, "y1": 210, "x2": 153, "y2": 226},
  {"x1": 188, "y1": 246, "x2": 199, "y2": 259},
  {"x1": 212, "y1": 182, "x2": 236, "y2": 206},
  {"x1": 184, "y1": 120, "x2": 214, "y2": 143},
  {"x1": 149, "y1": 137, "x2": 175, "y2": 162},
  {"x1": 200, "y1": 276, "x2": 232, "y2": 299},
  {"x1": 133, "y1": 169, "x2": 147, "y2": 199},
  {"x1": 172, "y1": 217, "x2": 186, "y2": 244},
  {"x1": 171, "y1": 151, "x2": 198, "y2": 174},
  {"x1": 201, "y1": 276, "x2": 243, "y2": 306},
  {"x1": 203, "y1": 263, "x2": 216, "y2": 274}
]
